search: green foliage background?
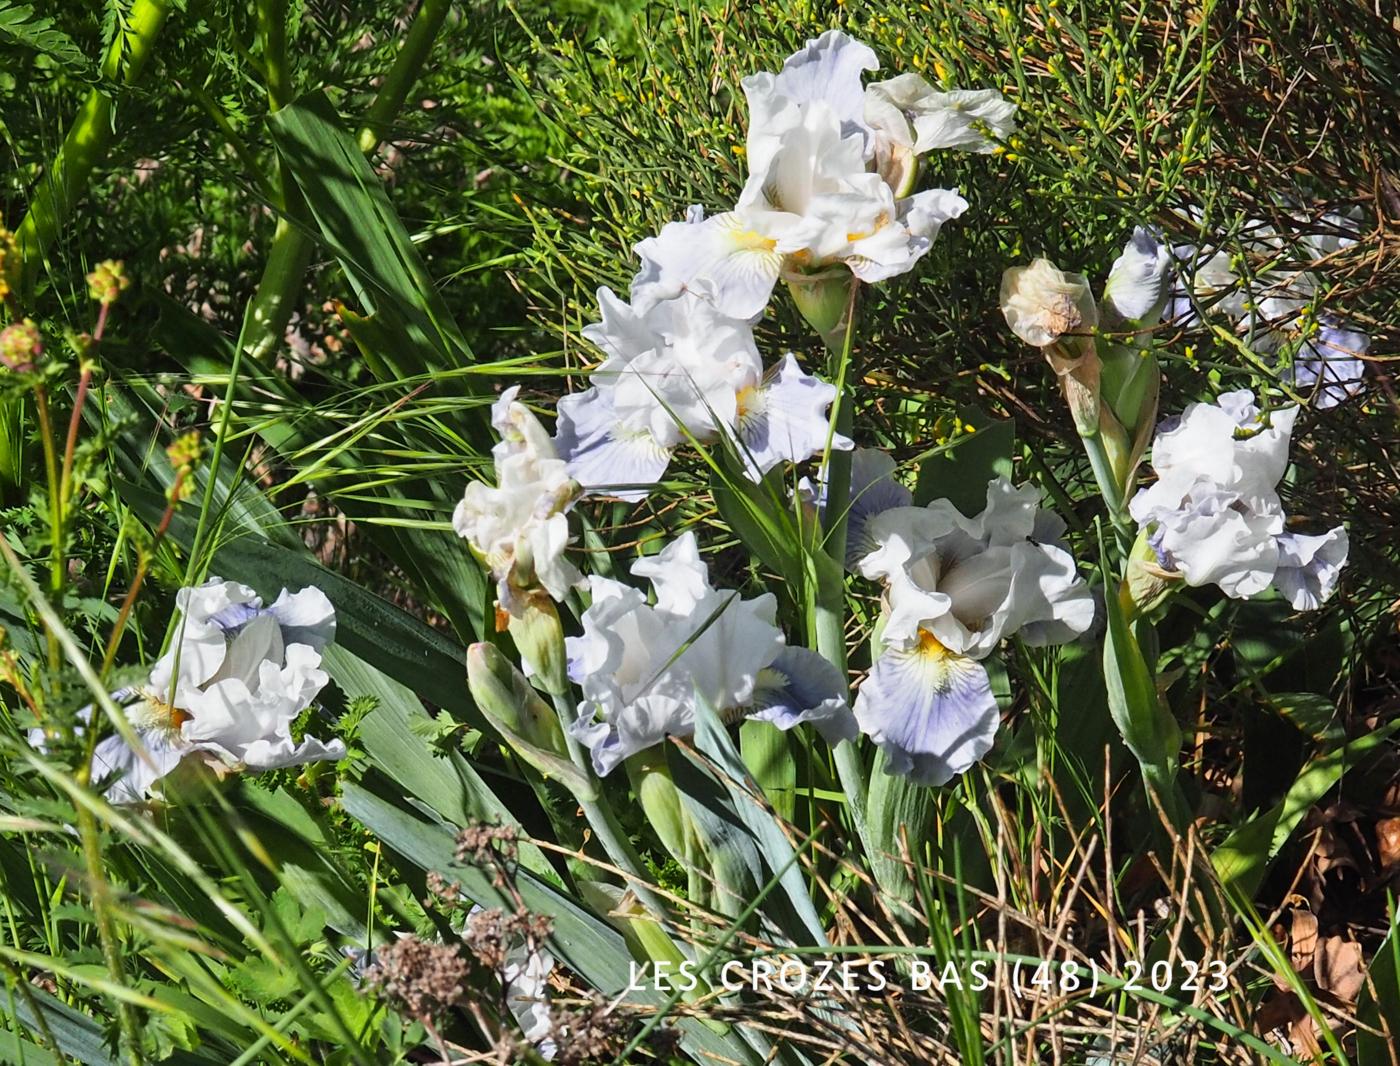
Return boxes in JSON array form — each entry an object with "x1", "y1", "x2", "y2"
[{"x1": 0, "y1": 0, "x2": 1397, "y2": 1063}]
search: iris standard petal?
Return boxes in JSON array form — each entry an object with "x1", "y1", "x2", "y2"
[
  {"x1": 267, "y1": 586, "x2": 337, "y2": 651},
  {"x1": 844, "y1": 447, "x2": 913, "y2": 569},
  {"x1": 734, "y1": 354, "x2": 851, "y2": 479},
  {"x1": 1103, "y1": 226, "x2": 1173, "y2": 325}
]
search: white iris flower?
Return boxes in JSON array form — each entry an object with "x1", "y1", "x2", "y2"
[
  {"x1": 454, "y1": 387, "x2": 583, "y2": 611},
  {"x1": 1129, "y1": 389, "x2": 1348, "y2": 608},
  {"x1": 554, "y1": 289, "x2": 850, "y2": 498},
  {"x1": 630, "y1": 31, "x2": 978, "y2": 320},
  {"x1": 1168, "y1": 216, "x2": 1369, "y2": 407},
  {"x1": 53, "y1": 579, "x2": 343, "y2": 804},
  {"x1": 854, "y1": 479, "x2": 1095, "y2": 786},
  {"x1": 567, "y1": 532, "x2": 855, "y2": 776},
  {"x1": 1102, "y1": 226, "x2": 1174, "y2": 325},
  {"x1": 1288, "y1": 319, "x2": 1369, "y2": 410},
  {"x1": 865, "y1": 76, "x2": 1016, "y2": 193},
  {"x1": 798, "y1": 446, "x2": 914, "y2": 569}
]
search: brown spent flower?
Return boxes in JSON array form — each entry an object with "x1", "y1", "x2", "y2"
[
  {"x1": 425, "y1": 869, "x2": 461, "y2": 906},
  {"x1": 363, "y1": 935, "x2": 471, "y2": 1021},
  {"x1": 462, "y1": 906, "x2": 553, "y2": 972},
  {"x1": 548, "y1": 993, "x2": 630, "y2": 1066}
]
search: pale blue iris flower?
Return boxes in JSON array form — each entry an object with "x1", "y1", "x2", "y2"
[
  {"x1": 853, "y1": 479, "x2": 1095, "y2": 785},
  {"x1": 553, "y1": 287, "x2": 849, "y2": 500}
]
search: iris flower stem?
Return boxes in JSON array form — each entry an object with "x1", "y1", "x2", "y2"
[
  {"x1": 548, "y1": 692, "x2": 670, "y2": 919},
  {"x1": 1080, "y1": 429, "x2": 1133, "y2": 563},
  {"x1": 239, "y1": 0, "x2": 452, "y2": 365},
  {"x1": 14, "y1": 0, "x2": 170, "y2": 298},
  {"x1": 32, "y1": 386, "x2": 62, "y2": 672},
  {"x1": 811, "y1": 279, "x2": 872, "y2": 858}
]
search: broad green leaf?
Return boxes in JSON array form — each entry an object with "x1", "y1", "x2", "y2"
[
  {"x1": 239, "y1": 785, "x2": 369, "y2": 938},
  {"x1": 1356, "y1": 915, "x2": 1400, "y2": 1065},
  {"x1": 691, "y1": 692, "x2": 828, "y2": 947},
  {"x1": 325, "y1": 644, "x2": 557, "y2": 884},
  {"x1": 914, "y1": 410, "x2": 1015, "y2": 513},
  {"x1": 1100, "y1": 537, "x2": 1187, "y2": 829},
  {"x1": 740, "y1": 719, "x2": 796, "y2": 823},
  {"x1": 710, "y1": 466, "x2": 808, "y2": 591},
  {"x1": 266, "y1": 91, "x2": 475, "y2": 382},
  {"x1": 667, "y1": 740, "x2": 764, "y2": 922},
  {"x1": 866, "y1": 753, "x2": 936, "y2": 906}
]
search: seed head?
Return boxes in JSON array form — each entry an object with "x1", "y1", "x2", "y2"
[{"x1": 0, "y1": 319, "x2": 41, "y2": 372}]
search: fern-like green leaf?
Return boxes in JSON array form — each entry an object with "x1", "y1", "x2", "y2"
[{"x1": 0, "y1": 2, "x2": 92, "y2": 74}]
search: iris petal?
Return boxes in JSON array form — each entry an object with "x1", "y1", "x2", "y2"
[
  {"x1": 553, "y1": 387, "x2": 672, "y2": 502},
  {"x1": 748, "y1": 646, "x2": 857, "y2": 744},
  {"x1": 735, "y1": 354, "x2": 851, "y2": 479},
  {"x1": 854, "y1": 635, "x2": 999, "y2": 786}
]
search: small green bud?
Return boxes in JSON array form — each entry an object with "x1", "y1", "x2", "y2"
[
  {"x1": 467, "y1": 642, "x2": 594, "y2": 799},
  {"x1": 1098, "y1": 344, "x2": 1160, "y2": 492},
  {"x1": 1122, "y1": 526, "x2": 1181, "y2": 620},
  {"x1": 505, "y1": 594, "x2": 569, "y2": 696},
  {"x1": 624, "y1": 752, "x2": 692, "y2": 867},
  {"x1": 786, "y1": 270, "x2": 857, "y2": 355}
]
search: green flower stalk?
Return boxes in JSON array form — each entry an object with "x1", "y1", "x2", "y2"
[
  {"x1": 789, "y1": 271, "x2": 875, "y2": 858},
  {"x1": 13, "y1": 0, "x2": 171, "y2": 298}
]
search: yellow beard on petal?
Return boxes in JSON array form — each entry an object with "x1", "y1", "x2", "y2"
[
  {"x1": 917, "y1": 628, "x2": 950, "y2": 659},
  {"x1": 909, "y1": 629, "x2": 980, "y2": 697},
  {"x1": 132, "y1": 688, "x2": 192, "y2": 734}
]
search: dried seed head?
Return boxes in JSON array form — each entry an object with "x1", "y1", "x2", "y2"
[
  {"x1": 462, "y1": 906, "x2": 553, "y2": 973},
  {"x1": 455, "y1": 822, "x2": 520, "y2": 866},
  {"x1": 425, "y1": 870, "x2": 461, "y2": 905},
  {"x1": 363, "y1": 935, "x2": 470, "y2": 1021},
  {"x1": 549, "y1": 993, "x2": 630, "y2": 1066}
]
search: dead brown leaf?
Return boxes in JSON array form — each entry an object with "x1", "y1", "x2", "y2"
[
  {"x1": 1314, "y1": 936, "x2": 1366, "y2": 1004},
  {"x1": 1376, "y1": 816, "x2": 1400, "y2": 873}
]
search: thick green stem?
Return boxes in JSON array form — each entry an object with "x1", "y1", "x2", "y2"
[
  {"x1": 254, "y1": 0, "x2": 294, "y2": 112},
  {"x1": 14, "y1": 0, "x2": 170, "y2": 297},
  {"x1": 807, "y1": 280, "x2": 873, "y2": 857},
  {"x1": 549, "y1": 693, "x2": 670, "y2": 919},
  {"x1": 357, "y1": 0, "x2": 453, "y2": 153},
  {"x1": 239, "y1": 0, "x2": 452, "y2": 364}
]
